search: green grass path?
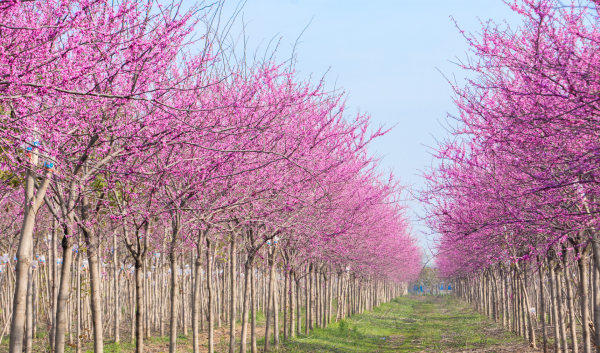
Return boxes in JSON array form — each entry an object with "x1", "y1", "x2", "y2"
[{"x1": 281, "y1": 296, "x2": 530, "y2": 353}]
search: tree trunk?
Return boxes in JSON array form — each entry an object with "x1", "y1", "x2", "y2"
[
  {"x1": 9, "y1": 167, "x2": 50, "y2": 353},
  {"x1": 193, "y1": 241, "x2": 202, "y2": 353},
  {"x1": 50, "y1": 221, "x2": 58, "y2": 351},
  {"x1": 240, "y1": 257, "x2": 253, "y2": 353},
  {"x1": 296, "y1": 276, "x2": 301, "y2": 336},
  {"x1": 251, "y1": 266, "x2": 257, "y2": 353},
  {"x1": 169, "y1": 245, "x2": 178, "y2": 353},
  {"x1": 305, "y1": 265, "x2": 310, "y2": 335},
  {"x1": 54, "y1": 232, "x2": 74, "y2": 353},
  {"x1": 519, "y1": 272, "x2": 536, "y2": 349},
  {"x1": 592, "y1": 259, "x2": 600, "y2": 353},
  {"x1": 290, "y1": 271, "x2": 296, "y2": 338},
  {"x1": 82, "y1": 228, "x2": 104, "y2": 353},
  {"x1": 265, "y1": 249, "x2": 275, "y2": 352},
  {"x1": 24, "y1": 264, "x2": 33, "y2": 353},
  {"x1": 206, "y1": 238, "x2": 214, "y2": 353},
  {"x1": 76, "y1": 250, "x2": 81, "y2": 353},
  {"x1": 579, "y1": 248, "x2": 592, "y2": 353},
  {"x1": 283, "y1": 269, "x2": 288, "y2": 341},
  {"x1": 113, "y1": 233, "x2": 120, "y2": 344},
  {"x1": 273, "y1": 264, "x2": 280, "y2": 348},
  {"x1": 229, "y1": 236, "x2": 237, "y2": 353},
  {"x1": 555, "y1": 266, "x2": 567, "y2": 353},
  {"x1": 539, "y1": 264, "x2": 548, "y2": 353},
  {"x1": 135, "y1": 258, "x2": 144, "y2": 353},
  {"x1": 563, "y1": 260, "x2": 578, "y2": 353},
  {"x1": 550, "y1": 264, "x2": 561, "y2": 353}
]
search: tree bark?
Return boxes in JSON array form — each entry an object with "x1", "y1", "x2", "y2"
[
  {"x1": 550, "y1": 264, "x2": 561, "y2": 353},
  {"x1": 251, "y1": 265, "x2": 257, "y2": 353},
  {"x1": 193, "y1": 238, "x2": 203, "y2": 353},
  {"x1": 206, "y1": 238, "x2": 214, "y2": 353},
  {"x1": 54, "y1": 231, "x2": 74, "y2": 353},
  {"x1": 169, "y1": 238, "x2": 178, "y2": 353},
  {"x1": 229, "y1": 236, "x2": 237, "y2": 353},
  {"x1": 49, "y1": 220, "x2": 58, "y2": 351},
  {"x1": 81, "y1": 230, "x2": 104, "y2": 353},
  {"x1": 519, "y1": 271, "x2": 536, "y2": 349},
  {"x1": 290, "y1": 271, "x2": 296, "y2": 338},
  {"x1": 24, "y1": 263, "x2": 33, "y2": 353},
  {"x1": 592, "y1": 259, "x2": 600, "y2": 353},
  {"x1": 283, "y1": 269, "x2": 288, "y2": 341},
  {"x1": 240, "y1": 257, "x2": 253, "y2": 353},
  {"x1": 563, "y1": 259, "x2": 578, "y2": 353},
  {"x1": 9, "y1": 168, "x2": 50, "y2": 353},
  {"x1": 538, "y1": 263, "x2": 548, "y2": 353},
  {"x1": 135, "y1": 258, "x2": 144, "y2": 353},
  {"x1": 273, "y1": 263, "x2": 280, "y2": 348},
  {"x1": 265, "y1": 249, "x2": 275, "y2": 352},
  {"x1": 579, "y1": 248, "x2": 592, "y2": 353},
  {"x1": 76, "y1": 249, "x2": 81, "y2": 353},
  {"x1": 113, "y1": 233, "x2": 120, "y2": 344}
]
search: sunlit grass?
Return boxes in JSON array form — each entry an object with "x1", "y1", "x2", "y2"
[{"x1": 280, "y1": 296, "x2": 525, "y2": 352}]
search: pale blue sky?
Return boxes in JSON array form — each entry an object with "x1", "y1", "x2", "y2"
[{"x1": 207, "y1": 1, "x2": 521, "y2": 259}]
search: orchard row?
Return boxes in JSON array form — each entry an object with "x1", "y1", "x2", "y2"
[
  {"x1": 424, "y1": 1, "x2": 600, "y2": 352},
  {"x1": 0, "y1": 1, "x2": 421, "y2": 353}
]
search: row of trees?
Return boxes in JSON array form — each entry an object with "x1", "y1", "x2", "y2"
[
  {"x1": 423, "y1": 0, "x2": 600, "y2": 352},
  {"x1": 0, "y1": 0, "x2": 421, "y2": 352}
]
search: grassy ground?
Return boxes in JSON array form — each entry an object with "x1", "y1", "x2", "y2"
[
  {"x1": 0, "y1": 296, "x2": 533, "y2": 352},
  {"x1": 280, "y1": 296, "x2": 534, "y2": 353}
]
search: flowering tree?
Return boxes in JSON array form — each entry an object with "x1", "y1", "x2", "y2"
[
  {"x1": 424, "y1": 1, "x2": 600, "y2": 352},
  {"x1": 0, "y1": 1, "x2": 421, "y2": 353}
]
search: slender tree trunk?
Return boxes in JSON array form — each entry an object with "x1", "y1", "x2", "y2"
[
  {"x1": 290, "y1": 271, "x2": 296, "y2": 338},
  {"x1": 206, "y1": 238, "x2": 214, "y2": 353},
  {"x1": 592, "y1": 259, "x2": 600, "y2": 353},
  {"x1": 24, "y1": 263, "x2": 33, "y2": 353},
  {"x1": 135, "y1": 258, "x2": 144, "y2": 353},
  {"x1": 564, "y1": 260, "x2": 578, "y2": 353},
  {"x1": 296, "y1": 277, "x2": 301, "y2": 336},
  {"x1": 32, "y1": 261, "x2": 38, "y2": 344},
  {"x1": 519, "y1": 271, "x2": 536, "y2": 349},
  {"x1": 82, "y1": 228, "x2": 104, "y2": 353},
  {"x1": 305, "y1": 265, "x2": 310, "y2": 335},
  {"x1": 251, "y1": 266, "x2": 257, "y2": 353},
  {"x1": 283, "y1": 269, "x2": 288, "y2": 341},
  {"x1": 240, "y1": 257, "x2": 253, "y2": 353},
  {"x1": 145, "y1": 258, "x2": 150, "y2": 340},
  {"x1": 273, "y1": 264, "x2": 280, "y2": 348},
  {"x1": 539, "y1": 264, "x2": 548, "y2": 353},
  {"x1": 113, "y1": 233, "x2": 120, "y2": 344},
  {"x1": 265, "y1": 250, "x2": 275, "y2": 352},
  {"x1": 336, "y1": 273, "x2": 341, "y2": 322},
  {"x1": 579, "y1": 248, "x2": 592, "y2": 353},
  {"x1": 217, "y1": 262, "x2": 222, "y2": 329},
  {"x1": 169, "y1": 244, "x2": 178, "y2": 353},
  {"x1": 50, "y1": 221, "x2": 58, "y2": 351},
  {"x1": 550, "y1": 264, "x2": 562, "y2": 353},
  {"x1": 555, "y1": 266, "x2": 567, "y2": 353},
  {"x1": 130, "y1": 271, "x2": 135, "y2": 343},
  {"x1": 193, "y1": 241, "x2": 202, "y2": 353},
  {"x1": 76, "y1": 250, "x2": 81, "y2": 353},
  {"x1": 54, "y1": 232, "x2": 74, "y2": 353},
  {"x1": 9, "y1": 167, "x2": 49, "y2": 353},
  {"x1": 229, "y1": 236, "x2": 237, "y2": 353}
]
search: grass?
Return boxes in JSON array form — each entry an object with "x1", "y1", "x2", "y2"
[
  {"x1": 0, "y1": 296, "x2": 529, "y2": 352},
  {"x1": 280, "y1": 296, "x2": 527, "y2": 353}
]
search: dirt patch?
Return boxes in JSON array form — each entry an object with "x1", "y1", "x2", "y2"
[
  {"x1": 443, "y1": 345, "x2": 537, "y2": 352},
  {"x1": 381, "y1": 335, "x2": 405, "y2": 348}
]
